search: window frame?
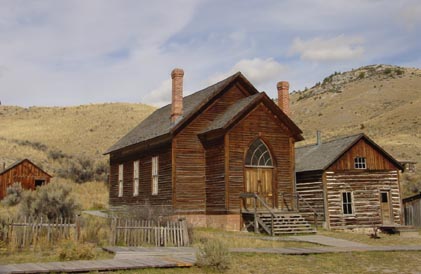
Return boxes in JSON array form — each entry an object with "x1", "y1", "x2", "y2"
[
  {"x1": 342, "y1": 191, "x2": 354, "y2": 215},
  {"x1": 133, "y1": 160, "x2": 139, "y2": 197},
  {"x1": 118, "y1": 164, "x2": 124, "y2": 197},
  {"x1": 151, "y1": 156, "x2": 159, "y2": 195},
  {"x1": 245, "y1": 139, "x2": 274, "y2": 168},
  {"x1": 354, "y1": 156, "x2": 367, "y2": 169}
]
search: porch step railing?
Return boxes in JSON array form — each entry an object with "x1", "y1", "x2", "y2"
[{"x1": 240, "y1": 192, "x2": 316, "y2": 236}]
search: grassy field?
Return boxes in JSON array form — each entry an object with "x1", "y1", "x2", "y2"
[{"x1": 113, "y1": 251, "x2": 421, "y2": 274}]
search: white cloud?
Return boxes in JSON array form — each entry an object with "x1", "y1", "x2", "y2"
[
  {"x1": 289, "y1": 35, "x2": 365, "y2": 62},
  {"x1": 142, "y1": 79, "x2": 172, "y2": 107},
  {"x1": 208, "y1": 58, "x2": 286, "y2": 86}
]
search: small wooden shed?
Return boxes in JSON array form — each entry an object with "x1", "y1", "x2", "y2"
[
  {"x1": 403, "y1": 193, "x2": 421, "y2": 227},
  {"x1": 0, "y1": 159, "x2": 52, "y2": 199},
  {"x1": 295, "y1": 133, "x2": 403, "y2": 229}
]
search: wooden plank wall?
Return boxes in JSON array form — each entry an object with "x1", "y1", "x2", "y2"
[
  {"x1": 227, "y1": 103, "x2": 294, "y2": 212},
  {"x1": 325, "y1": 170, "x2": 401, "y2": 228},
  {"x1": 0, "y1": 160, "x2": 51, "y2": 199},
  {"x1": 404, "y1": 198, "x2": 421, "y2": 227},
  {"x1": 204, "y1": 138, "x2": 226, "y2": 214},
  {"x1": 173, "y1": 84, "x2": 248, "y2": 212},
  {"x1": 296, "y1": 171, "x2": 325, "y2": 223},
  {"x1": 109, "y1": 145, "x2": 172, "y2": 208},
  {"x1": 329, "y1": 139, "x2": 397, "y2": 171}
]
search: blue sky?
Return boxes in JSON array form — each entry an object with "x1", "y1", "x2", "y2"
[{"x1": 0, "y1": 0, "x2": 420, "y2": 107}]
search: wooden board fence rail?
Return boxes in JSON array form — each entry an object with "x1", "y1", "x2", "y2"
[
  {"x1": 0, "y1": 216, "x2": 79, "y2": 248},
  {"x1": 110, "y1": 218, "x2": 189, "y2": 247}
]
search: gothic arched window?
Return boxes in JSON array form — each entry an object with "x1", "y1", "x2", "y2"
[{"x1": 245, "y1": 139, "x2": 273, "y2": 167}]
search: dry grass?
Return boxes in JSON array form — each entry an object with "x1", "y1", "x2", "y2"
[
  {"x1": 193, "y1": 228, "x2": 318, "y2": 249},
  {"x1": 114, "y1": 252, "x2": 421, "y2": 274},
  {"x1": 0, "y1": 103, "x2": 155, "y2": 178},
  {"x1": 319, "y1": 229, "x2": 421, "y2": 246},
  {"x1": 65, "y1": 179, "x2": 109, "y2": 210}
]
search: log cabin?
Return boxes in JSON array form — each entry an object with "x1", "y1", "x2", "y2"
[
  {"x1": 0, "y1": 159, "x2": 52, "y2": 199},
  {"x1": 295, "y1": 133, "x2": 403, "y2": 230},
  {"x1": 105, "y1": 68, "x2": 316, "y2": 234}
]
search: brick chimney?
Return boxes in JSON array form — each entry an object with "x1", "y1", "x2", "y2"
[
  {"x1": 277, "y1": 81, "x2": 290, "y2": 116},
  {"x1": 316, "y1": 130, "x2": 322, "y2": 146},
  {"x1": 171, "y1": 68, "x2": 184, "y2": 124}
]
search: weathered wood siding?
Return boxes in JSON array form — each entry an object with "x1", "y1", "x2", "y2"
[
  {"x1": 404, "y1": 197, "x2": 421, "y2": 227},
  {"x1": 109, "y1": 145, "x2": 172, "y2": 208},
  {"x1": 227, "y1": 103, "x2": 295, "y2": 212},
  {"x1": 0, "y1": 160, "x2": 51, "y2": 199},
  {"x1": 173, "y1": 84, "x2": 249, "y2": 213},
  {"x1": 325, "y1": 170, "x2": 401, "y2": 228},
  {"x1": 329, "y1": 139, "x2": 396, "y2": 171},
  {"x1": 204, "y1": 138, "x2": 226, "y2": 214},
  {"x1": 296, "y1": 171, "x2": 325, "y2": 223}
]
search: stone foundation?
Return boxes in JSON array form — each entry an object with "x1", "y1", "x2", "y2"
[
  {"x1": 174, "y1": 214, "x2": 241, "y2": 231},
  {"x1": 109, "y1": 205, "x2": 241, "y2": 231}
]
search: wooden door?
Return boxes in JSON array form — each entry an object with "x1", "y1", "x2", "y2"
[
  {"x1": 245, "y1": 167, "x2": 273, "y2": 208},
  {"x1": 380, "y1": 191, "x2": 392, "y2": 225}
]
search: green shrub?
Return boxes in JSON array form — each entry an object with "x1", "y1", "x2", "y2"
[
  {"x1": 196, "y1": 239, "x2": 231, "y2": 271},
  {"x1": 395, "y1": 68, "x2": 404, "y2": 75},
  {"x1": 1, "y1": 183, "x2": 24, "y2": 207},
  {"x1": 19, "y1": 181, "x2": 80, "y2": 220},
  {"x1": 384, "y1": 68, "x2": 392, "y2": 74},
  {"x1": 58, "y1": 240, "x2": 95, "y2": 261},
  {"x1": 358, "y1": 71, "x2": 365, "y2": 79}
]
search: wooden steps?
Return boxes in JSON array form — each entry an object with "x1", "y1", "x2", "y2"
[{"x1": 243, "y1": 212, "x2": 316, "y2": 235}]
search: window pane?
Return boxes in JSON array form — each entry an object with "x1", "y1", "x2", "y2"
[
  {"x1": 381, "y1": 192, "x2": 388, "y2": 203},
  {"x1": 245, "y1": 139, "x2": 273, "y2": 167}
]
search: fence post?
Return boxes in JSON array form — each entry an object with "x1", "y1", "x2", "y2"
[{"x1": 75, "y1": 215, "x2": 81, "y2": 242}]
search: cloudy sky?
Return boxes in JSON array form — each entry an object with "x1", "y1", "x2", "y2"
[{"x1": 1, "y1": 0, "x2": 420, "y2": 107}]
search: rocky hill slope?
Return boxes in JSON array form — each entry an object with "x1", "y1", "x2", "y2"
[{"x1": 291, "y1": 64, "x2": 421, "y2": 195}]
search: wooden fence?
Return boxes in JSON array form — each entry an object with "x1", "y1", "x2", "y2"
[
  {"x1": 110, "y1": 218, "x2": 189, "y2": 247},
  {"x1": 0, "y1": 217, "x2": 79, "y2": 248}
]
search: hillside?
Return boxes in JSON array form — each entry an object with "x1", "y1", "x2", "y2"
[
  {"x1": 0, "y1": 64, "x2": 419, "y2": 195},
  {"x1": 291, "y1": 64, "x2": 421, "y2": 195},
  {"x1": 0, "y1": 103, "x2": 155, "y2": 181}
]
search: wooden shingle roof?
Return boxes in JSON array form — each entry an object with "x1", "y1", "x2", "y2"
[
  {"x1": 295, "y1": 133, "x2": 402, "y2": 172},
  {"x1": 0, "y1": 159, "x2": 52, "y2": 177},
  {"x1": 105, "y1": 71, "x2": 304, "y2": 154},
  {"x1": 105, "y1": 72, "x2": 246, "y2": 154}
]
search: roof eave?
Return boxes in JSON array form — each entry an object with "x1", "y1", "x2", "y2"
[{"x1": 105, "y1": 133, "x2": 172, "y2": 156}]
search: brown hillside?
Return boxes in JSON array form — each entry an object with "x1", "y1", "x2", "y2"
[
  {"x1": 290, "y1": 64, "x2": 421, "y2": 196},
  {"x1": 0, "y1": 103, "x2": 155, "y2": 178}
]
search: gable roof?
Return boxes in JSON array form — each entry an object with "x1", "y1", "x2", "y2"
[
  {"x1": 295, "y1": 133, "x2": 402, "y2": 172},
  {"x1": 0, "y1": 159, "x2": 52, "y2": 177},
  {"x1": 105, "y1": 72, "x2": 261, "y2": 154},
  {"x1": 199, "y1": 92, "x2": 303, "y2": 140}
]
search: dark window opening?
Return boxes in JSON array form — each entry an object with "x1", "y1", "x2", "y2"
[
  {"x1": 354, "y1": 157, "x2": 366, "y2": 169},
  {"x1": 35, "y1": 180, "x2": 45, "y2": 187},
  {"x1": 381, "y1": 192, "x2": 388, "y2": 203},
  {"x1": 342, "y1": 192, "x2": 353, "y2": 215}
]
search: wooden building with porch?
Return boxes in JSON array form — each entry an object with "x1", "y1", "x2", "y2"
[
  {"x1": 0, "y1": 159, "x2": 52, "y2": 199},
  {"x1": 105, "y1": 68, "x2": 315, "y2": 234},
  {"x1": 295, "y1": 133, "x2": 403, "y2": 229}
]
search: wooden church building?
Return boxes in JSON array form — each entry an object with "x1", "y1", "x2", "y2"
[
  {"x1": 105, "y1": 68, "x2": 307, "y2": 232},
  {"x1": 295, "y1": 133, "x2": 403, "y2": 229},
  {"x1": 0, "y1": 159, "x2": 52, "y2": 199}
]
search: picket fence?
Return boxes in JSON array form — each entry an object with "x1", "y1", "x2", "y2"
[
  {"x1": 0, "y1": 217, "x2": 79, "y2": 248},
  {"x1": 110, "y1": 218, "x2": 189, "y2": 247}
]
